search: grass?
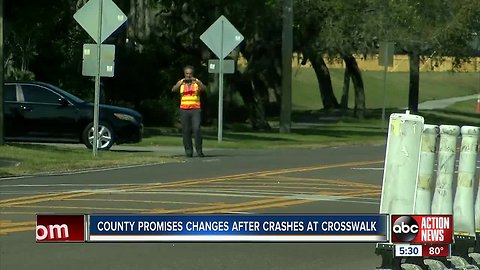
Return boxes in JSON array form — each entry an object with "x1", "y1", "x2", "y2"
[
  {"x1": 138, "y1": 122, "x2": 387, "y2": 150},
  {"x1": 292, "y1": 68, "x2": 480, "y2": 111},
  {"x1": 0, "y1": 144, "x2": 179, "y2": 177},
  {"x1": 1, "y1": 68, "x2": 478, "y2": 177},
  {"x1": 446, "y1": 98, "x2": 479, "y2": 114}
]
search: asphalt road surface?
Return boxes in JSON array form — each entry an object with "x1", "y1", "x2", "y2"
[{"x1": 0, "y1": 144, "x2": 388, "y2": 270}]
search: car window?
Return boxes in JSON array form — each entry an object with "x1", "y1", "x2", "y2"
[
  {"x1": 21, "y1": 84, "x2": 61, "y2": 104},
  {"x1": 46, "y1": 83, "x2": 84, "y2": 103},
  {"x1": 4, "y1": 85, "x2": 16, "y2": 102}
]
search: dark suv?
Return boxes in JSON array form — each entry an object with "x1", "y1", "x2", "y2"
[{"x1": 4, "y1": 81, "x2": 143, "y2": 150}]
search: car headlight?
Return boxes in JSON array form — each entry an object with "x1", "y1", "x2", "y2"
[{"x1": 114, "y1": 113, "x2": 136, "y2": 122}]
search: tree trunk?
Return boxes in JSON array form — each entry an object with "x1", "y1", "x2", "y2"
[
  {"x1": 340, "y1": 63, "x2": 350, "y2": 113},
  {"x1": 303, "y1": 48, "x2": 339, "y2": 110},
  {"x1": 249, "y1": 78, "x2": 271, "y2": 130},
  {"x1": 233, "y1": 71, "x2": 271, "y2": 130},
  {"x1": 408, "y1": 51, "x2": 420, "y2": 113},
  {"x1": 253, "y1": 97, "x2": 271, "y2": 130},
  {"x1": 344, "y1": 55, "x2": 366, "y2": 119}
]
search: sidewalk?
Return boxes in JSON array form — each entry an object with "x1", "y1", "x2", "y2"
[
  {"x1": 2, "y1": 143, "x2": 224, "y2": 156},
  {"x1": 30, "y1": 143, "x2": 217, "y2": 156},
  {"x1": 417, "y1": 94, "x2": 478, "y2": 110}
]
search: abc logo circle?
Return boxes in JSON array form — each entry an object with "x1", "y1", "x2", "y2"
[{"x1": 392, "y1": 216, "x2": 418, "y2": 242}]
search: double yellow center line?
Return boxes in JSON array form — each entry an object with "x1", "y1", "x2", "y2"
[{"x1": 0, "y1": 160, "x2": 383, "y2": 235}]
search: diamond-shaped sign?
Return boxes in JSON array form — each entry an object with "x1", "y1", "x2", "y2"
[
  {"x1": 74, "y1": 0, "x2": 127, "y2": 44},
  {"x1": 200, "y1": 15, "x2": 244, "y2": 59}
]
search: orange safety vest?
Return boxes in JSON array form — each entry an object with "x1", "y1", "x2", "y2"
[{"x1": 179, "y1": 81, "x2": 201, "y2": 109}]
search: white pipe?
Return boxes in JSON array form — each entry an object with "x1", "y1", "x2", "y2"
[
  {"x1": 415, "y1": 124, "x2": 439, "y2": 214},
  {"x1": 431, "y1": 125, "x2": 460, "y2": 214},
  {"x1": 454, "y1": 126, "x2": 479, "y2": 236},
  {"x1": 380, "y1": 113, "x2": 424, "y2": 215}
]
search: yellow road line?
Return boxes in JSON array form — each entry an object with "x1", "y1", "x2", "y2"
[
  {"x1": 1, "y1": 192, "x2": 95, "y2": 207},
  {"x1": 202, "y1": 180, "x2": 377, "y2": 187},
  {"x1": 146, "y1": 196, "x2": 286, "y2": 214},
  {"x1": 0, "y1": 192, "x2": 70, "y2": 204},
  {"x1": 0, "y1": 221, "x2": 35, "y2": 229},
  {"x1": 66, "y1": 198, "x2": 213, "y2": 205},
  {"x1": 263, "y1": 176, "x2": 381, "y2": 188},
  {"x1": 8, "y1": 205, "x2": 148, "y2": 212},
  {"x1": 178, "y1": 185, "x2": 373, "y2": 192},
  {"x1": 0, "y1": 160, "x2": 382, "y2": 208},
  {"x1": 127, "y1": 160, "x2": 384, "y2": 193},
  {"x1": 0, "y1": 211, "x2": 37, "y2": 215},
  {"x1": 193, "y1": 190, "x2": 379, "y2": 214},
  {"x1": 148, "y1": 187, "x2": 377, "y2": 214},
  {"x1": 257, "y1": 160, "x2": 383, "y2": 177},
  {"x1": 0, "y1": 226, "x2": 34, "y2": 235}
]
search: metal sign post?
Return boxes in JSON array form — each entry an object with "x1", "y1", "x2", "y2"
[
  {"x1": 200, "y1": 15, "x2": 244, "y2": 142},
  {"x1": 218, "y1": 20, "x2": 224, "y2": 142},
  {"x1": 378, "y1": 41, "x2": 394, "y2": 130},
  {"x1": 92, "y1": 0, "x2": 104, "y2": 157}
]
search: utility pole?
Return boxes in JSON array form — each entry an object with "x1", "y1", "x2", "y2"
[
  {"x1": 280, "y1": 0, "x2": 293, "y2": 133},
  {"x1": 0, "y1": 0, "x2": 4, "y2": 145}
]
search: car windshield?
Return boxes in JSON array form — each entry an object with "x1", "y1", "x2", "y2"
[{"x1": 46, "y1": 83, "x2": 85, "y2": 103}]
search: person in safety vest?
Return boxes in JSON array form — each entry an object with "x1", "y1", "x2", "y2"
[{"x1": 171, "y1": 65, "x2": 207, "y2": 157}]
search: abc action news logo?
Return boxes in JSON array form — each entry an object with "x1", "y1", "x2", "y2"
[
  {"x1": 36, "y1": 215, "x2": 85, "y2": 242},
  {"x1": 391, "y1": 215, "x2": 453, "y2": 244}
]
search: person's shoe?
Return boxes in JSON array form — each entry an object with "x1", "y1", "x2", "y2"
[
  {"x1": 197, "y1": 152, "x2": 205, "y2": 158},
  {"x1": 185, "y1": 152, "x2": 193, "y2": 157}
]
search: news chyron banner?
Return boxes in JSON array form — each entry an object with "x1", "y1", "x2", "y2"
[
  {"x1": 36, "y1": 214, "x2": 388, "y2": 243},
  {"x1": 391, "y1": 215, "x2": 453, "y2": 244},
  {"x1": 391, "y1": 215, "x2": 453, "y2": 258}
]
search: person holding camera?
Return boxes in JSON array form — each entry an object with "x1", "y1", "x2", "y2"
[{"x1": 171, "y1": 65, "x2": 207, "y2": 157}]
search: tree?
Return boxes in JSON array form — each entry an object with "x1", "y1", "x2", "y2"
[
  {"x1": 294, "y1": 0, "x2": 340, "y2": 111},
  {"x1": 319, "y1": 0, "x2": 375, "y2": 118},
  {"x1": 8, "y1": 0, "x2": 477, "y2": 130},
  {"x1": 205, "y1": 0, "x2": 284, "y2": 130},
  {"x1": 371, "y1": 0, "x2": 480, "y2": 113}
]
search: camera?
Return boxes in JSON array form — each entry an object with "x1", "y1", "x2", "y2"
[{"x1": 183, "y1": 79, "x2": 192, "y2": 83}]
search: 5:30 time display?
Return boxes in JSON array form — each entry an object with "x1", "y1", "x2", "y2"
[{"x1": 395, "y1": 244, "x2": 423, "y2": 257}]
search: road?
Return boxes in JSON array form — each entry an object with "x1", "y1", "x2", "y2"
[{"x1": 0, "y1": 144, "x2": 387, "y2": 270}]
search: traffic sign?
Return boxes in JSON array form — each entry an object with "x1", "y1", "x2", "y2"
[
  {"x1": 200, "y1": 16, "x2": 244, "y2": 142},
  {"x1": 208, "y1": 59, "x2": 235, "y2": 74},
  {"x1": 73, "y1": 0, "x2": 127, "y2": 43},
  {"x1": 200, "y1": 15, "x2": 244, "y2": 59},
  {"x1": 378, "y1": 42, "x2": 395, "y2": 67},
  {"x1": 82, "y1": 44, "x2": 115, "y2": 77},
  {"x1": 74, "y1": 0, "x2": 127, "y2": 157}
]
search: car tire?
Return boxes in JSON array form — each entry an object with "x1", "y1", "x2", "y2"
[{"x1": 82, "y1": 122, "x2": 115, "y2": 150}]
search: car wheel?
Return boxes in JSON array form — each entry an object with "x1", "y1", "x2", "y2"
[{"x1": 82, "y1": 122, "x2": 115, "y2": 150}]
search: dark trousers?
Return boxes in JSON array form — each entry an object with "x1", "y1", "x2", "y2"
[{"x1": 180, "y1": 109, "x2": 202, "y2": 155}]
